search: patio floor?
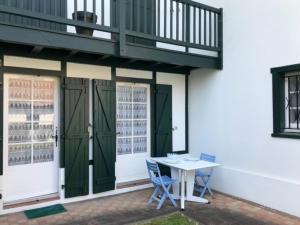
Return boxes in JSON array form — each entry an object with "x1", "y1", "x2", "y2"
[{"x1": 0, "y1": 189, "x2": 299, "y2": 225}]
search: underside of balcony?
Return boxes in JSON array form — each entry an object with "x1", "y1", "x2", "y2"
[{"x1": 0, "y1": 0, "x2": 223, "y2": 74}]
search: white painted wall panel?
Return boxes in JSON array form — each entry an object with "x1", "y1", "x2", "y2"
[
  {"x1": 189, "y1": 0, "x2": 300, "y2": 217},
  {"x1": 67, "y1": 63, "x2": 111, "y2": 80},
  {"x1": 4, "y1": 56, "x2": 61, "y2": 71},
  {"x1": 116, "y1": 68, "x2": 153, "y2": 79},
  {"x1": 157, "y1": 73, "x2": 186, "y2": 152}
]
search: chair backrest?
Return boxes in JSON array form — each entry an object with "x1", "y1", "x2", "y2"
[
  {"x1": 146, "y1": 160, "x2": 161, "y2": 181},
  {"x1": 200, "y1": 153, "x2": 216, "y2": 163}
]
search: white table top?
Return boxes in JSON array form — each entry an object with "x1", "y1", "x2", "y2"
[{"x1": 151, "y1": 155, "x2": 220, "y2": 171}]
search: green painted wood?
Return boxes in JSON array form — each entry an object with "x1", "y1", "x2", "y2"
[
  {"x1": 92, "y1": 79, "x2": 116, "y2": 194},
  {"x1": 155, "y1": 84, "x2": 172, "y2": 175},
  {"x1": 123, "y1": 43, "x2": 220, "y2": 69},
  {"x1": 63, "y1": 77, "x2": 89, "y2": 198},
  {"x1": 0, "y1": 0, "x2": 66, "y2": 31},
  {"x1": 272, "y1": 71, "x2": 287, "y2": 135}
]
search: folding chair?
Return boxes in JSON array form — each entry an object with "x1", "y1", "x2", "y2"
[
  {"x1": 195, "y1": 153, "x2": 216, "y2": 198},
  {"x1": 146, "y1": 160, "x2": 177, "y2": 209}
]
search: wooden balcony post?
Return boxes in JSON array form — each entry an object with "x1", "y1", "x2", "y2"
[
  {"x1": 119, "y1": 0, "x2": 126, "y2": 55},
  {"x1": 185, "y1": 4, "x2": 190, "y2": 52},
  {"x1": 218, "y1": 8, "x2": 223, "y2": 69}
]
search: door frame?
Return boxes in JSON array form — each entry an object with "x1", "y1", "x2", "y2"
[
  {"x1": 115, "y1": 81, "x2": 151, "y2": 183},
  {"x1": 1, "y1": 67, "x2": 63, "y2": 204}
]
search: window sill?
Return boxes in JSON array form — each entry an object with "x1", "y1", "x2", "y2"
[{"x1": 272, "y1": 132, "x2": 300, "y2": 139}]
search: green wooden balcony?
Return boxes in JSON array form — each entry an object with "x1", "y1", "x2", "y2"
[{"x1": 0, "y1": 0, "x2": 223, "y2": 73}]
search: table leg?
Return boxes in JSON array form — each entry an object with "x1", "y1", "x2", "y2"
[
  {"x1": 180, "y1": 169, "x2": 185, "y2": 210},
  {"x1": 171, "y1": 167, "x2": 180, "y2": 199}
]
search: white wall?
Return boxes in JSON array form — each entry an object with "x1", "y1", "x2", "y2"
[{"x1": 189, "y1": 0, "x2": 300, "y2": 217}]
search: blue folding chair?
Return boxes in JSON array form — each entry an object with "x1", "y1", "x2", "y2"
[
  {"x1": 146, "y1": 160, "x2": 177, "y2": 209},
  {"x1": 195, "y1": 153, "x2": 216, "y2": 198}
]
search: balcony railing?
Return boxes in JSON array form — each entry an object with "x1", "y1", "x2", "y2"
[{"x1": 0, "y1": 0, "x2": 223, "y2": 70}]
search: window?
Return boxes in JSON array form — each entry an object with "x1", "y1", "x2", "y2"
[
  {"x1": 271, "y1": 64, "x2": 300, "y2": 138},
  {"x1": 116, "y1": 84, "x2": 150, "y2": 155}
]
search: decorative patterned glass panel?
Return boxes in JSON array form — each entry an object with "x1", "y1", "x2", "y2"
[
  {"x1": 133, "y1": 137, "x2": 147, "y2": 153},
  {"x1": 117, "y1": 121, "x2": 132, "y2": 137},
  {"x1": 8, "y1": 101, "x2": 31, "y2": 121},
  {"x1": 33, "y1": 143, "x2": 54, "y2": 163},
  {"x1": 8, "y1": 144, "x2": 31, "y2": 166},
  {"x1": 133, "y1": 120, "x2": 147, "y2": 136},
  {"x1": 133, "y1": 87, "x2": 147, "y2": 103},
  {"x1": 9, "y1": 79, "x2": 31, "y2": 100},
  {"x1": 33, "y1": 81, "x2": 54, "y2": 101},
  {"x1": 117, "y1": 103, "x2": 132, "y2": 120},
  {"x1": 8, "y1": 78, "x2": 55, "y2": 166},
  {"x1": 133, "y1": 104, "x2": 147, "y2": 119},
  {"x1": 8, "y1": 122, "x2": 32, "y2": 143},
  {"x1": 117, "y1": 138, "x2": 132, "y2": 155},
  {"x1": 117, "y1": 86, "x2": 132, "y2": 102},
  {"x1": 33, "y1": 123, "x2": 54, "y2": 142},
  {"x1": 33, "y1": 102, "x2": 54, "y2": 122},
  {"x1": 116, "y1": 85, "x2": 148, "y2": 155}
]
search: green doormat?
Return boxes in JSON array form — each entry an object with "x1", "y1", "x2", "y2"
[{"x1": 24, "y1": 204, "x2": 67, "y2": 219}]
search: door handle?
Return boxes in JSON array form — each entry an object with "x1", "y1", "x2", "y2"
[{"x1": 52, "y1": 127, "x2": 58, "y2": 147}]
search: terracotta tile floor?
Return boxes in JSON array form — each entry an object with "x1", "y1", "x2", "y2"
[{"x1": 0, "y1": 189, "x2": 299, "y2": 225}]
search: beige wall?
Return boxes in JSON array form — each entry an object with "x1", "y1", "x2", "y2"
[
  {"x1": 67, "y1": 63, "x2": 111, "y2": 80},
  {"x1": 116, "y1": 68, "x2": 152, "y2": 79},
  {"x1": 4, "y1": 56, "x2": 61, "y2": 71}
]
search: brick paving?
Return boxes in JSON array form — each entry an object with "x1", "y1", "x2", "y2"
[{"x1": 0, "y1": 189, "x2": 299, "y2": 225}]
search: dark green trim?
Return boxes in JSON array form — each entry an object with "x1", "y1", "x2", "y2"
[
  {"x1": 271, "y1": 133, "x2": 300, "y2": 139},
  {"x1": 122, "y1": 43, "x2": 220, "y2": 69},
  {"x1": 116, "y1": 76, "x2": 154, "y2": 84},
  {"x1": 271, "y1": 63, "x2": 300, "y2": 74},
  {"x1": 3, "y1": 66, "x2": 61, "y2": 77},
  {"x1": 0, "y1": 45, "x2": 192, "y2": 75},
  {"x1": 271, "y1": 64, "x2": 300, "y2": 139},
  {"x1": 151, "y1": 72, "x2": 157, "y2": 157},
  {"x1": 218, "y1": 9, "x2": 223, "y2": 70},
  {"x1": 0, "y1": 54, "x2": 3, "y2": 175},
  {"x1": 60, "y1": 61, "x2": 66, "y2": 168},
  {"x1": 111, "y1": 67, "x2": 116, "y2": 81},
  {"x1": 185, "y1": 74, "x2": 189, "y2": 153},
  {"x1": 0, "y1": 24, "x2": 118, "y2": 56}
]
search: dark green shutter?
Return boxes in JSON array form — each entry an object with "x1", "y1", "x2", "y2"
[
  {"x1": 63, "y1": 78, "x2": 89, "y2": 198},
  {"x1": 93, "y1": 80, "x2": 116, "y2": 194},
  {"x1": 154, "y1": 84, "x2": 172, "y2": 175}
]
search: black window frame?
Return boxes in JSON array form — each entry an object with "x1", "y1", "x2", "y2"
[{"x1": 271, "y1": 63, "x2": 300, "y2": 139}]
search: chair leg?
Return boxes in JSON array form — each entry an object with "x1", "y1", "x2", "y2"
[
  {"x1": 148, "y1": 186, "x2": 160, "y2": 205},
  {"x1": 157, "y1": 192, "x2": 167, "y2": 209},
  {"x1": 166, "y1": 184, "x2": 177, "y2": 207},
  {"x1": 157, "y1": 184, "x2": 177, "y2": 209},
  {"x1": 200, "y1": 176, "x2": 213, "y2": 198}
]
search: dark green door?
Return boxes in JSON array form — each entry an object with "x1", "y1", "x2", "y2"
[
  {"x1": 63, "y1": 78, "x2": 89, "y2": 198},
  {"x1": 93, "y1": 80, "x2": 116, "y2": 193},
  {"x1": 155, "y1": 84, "x2": 172, "y2": 175}
]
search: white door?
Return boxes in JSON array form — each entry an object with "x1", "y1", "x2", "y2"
[
  {"x1": 115, "y1": 83, "x2": 151, "y2": 183},
  {"x1": 3, "y1": 74, "x2": 60, "y2": 203}
]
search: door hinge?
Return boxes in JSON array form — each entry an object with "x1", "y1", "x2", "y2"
[
  {"x1": 89, "y1": 160, "x2": 94, "y2": 165},
  {"x1": 61, "y1": 185, "x2": 65, "y2": 190},
  {"x1": 0, "y1": 194, "x2": 2, "y2": 200}
]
